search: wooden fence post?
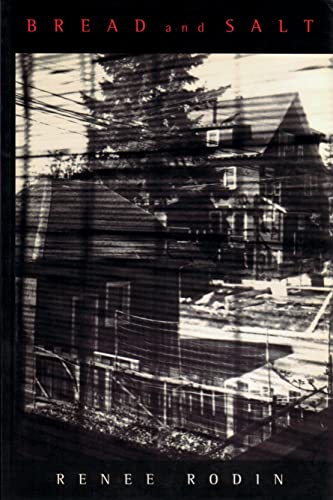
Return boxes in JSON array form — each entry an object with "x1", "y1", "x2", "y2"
[{"x1": 271, "y1": 395, "x2": 277, "y2": 434}]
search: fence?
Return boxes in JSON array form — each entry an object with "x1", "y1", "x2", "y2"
[{"x1": 34, "y1": 308, "x2": 330, "y2": 453}]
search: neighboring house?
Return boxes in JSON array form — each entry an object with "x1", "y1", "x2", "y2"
[
  {"x1": 179, "y1": 282, "x2": 330, "y2": 446},
  {"x1": 163, "y1": 93, "x2": 329, "y2": 279},
  {"x1": 16, "y1": 176, "x2": 326, "y2": 442},
  {"x1": 16, "y1": 177, "x2": 184, "y2": 407},
  {"x1": 224, "y1": 357, "x2": 328, "y2": 446},
  {"x1": 15, "y1": 176, "x2": 286, "y2": 439}
]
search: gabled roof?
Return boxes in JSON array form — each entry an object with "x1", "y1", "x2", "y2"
[
  {"x1": 16, "y1": 177, "x2": 166, "y2": 262},
  {"x1": 190, "y1": 92, "x2": 314, "y2": 155}
]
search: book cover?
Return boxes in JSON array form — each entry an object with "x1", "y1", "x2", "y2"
[{"x1": 2, "y1": 0, "x2": 333, "y2": 498}]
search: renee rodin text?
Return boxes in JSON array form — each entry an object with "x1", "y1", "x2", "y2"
[{"x1": 55, "y1": 471, "x2": 284, "y2": 487}]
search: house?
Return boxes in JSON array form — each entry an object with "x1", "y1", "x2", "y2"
[
  {"x1": 16, "y1": 176, "x2": 292, "y2": 440},
  {"x1": 164, "y1": 93, "x2": 330, "y2": 280},
  {"x1": 179, "y1": 281, "x2": 331, "y2": 446},
  {"x1": 224, "y1": 357, "x2": 328, "y2": 447},
  {"x1": 16, "y1": 177, "x2": 186, "y2": 408}
]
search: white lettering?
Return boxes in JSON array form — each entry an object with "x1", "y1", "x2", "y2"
[
  {"x1": 146, "y1": 473, "x2": 154, "y2": 485},
  {"x1": 274, "y1": 474, "x2": 283, "y2": 485},
  {"x1": 101, "y1": 474, "x2": 110, "y2": 485},
  {"x1": 56, "y1": 474, "x2": 65, "y2": 485},
  {"x1": 124, "y1": 473, "x2": 132, "y2": 485},
  {"x1": 209, "y1": 473, "x2": 219, "y2": 485},
  {"x1": 233, "y1": 473, "x2": 242, "y2": 485},
  {"x1": 187, "y1": 473, "x2": 195, "y2": 485},
  {"x1": 79, "y1": 473, "x2": 87, "y2": 485}
]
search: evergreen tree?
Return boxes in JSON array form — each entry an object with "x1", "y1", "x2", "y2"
[
  {"x1": 83, "y1": 54, "x2": 228, "y2": 204},
  {"x1": 85, "y1": 54, "x2": 206, "y2": 201},
  {"x1": 85, "y1": 54, "x2": 207, "y2": 154}
]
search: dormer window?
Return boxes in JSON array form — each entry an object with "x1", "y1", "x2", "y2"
[
  {"x1": 223, "y1": 166, "x2": 237, "y2": 190},
  {"x1": 206, "y1": 129, "x2": 220, "y2": 147},
  {"x1": 277, "y1": 130, "x2": 295, "y2": 158}
]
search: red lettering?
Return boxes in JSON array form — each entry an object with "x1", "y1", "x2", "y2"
[
  {"x1": 81, "y1": 19, "x2": 90, "y2": 32},
  {"x1": 54, "y1": 19, "x2": 64, "y2": 32},
  {"x1": 197, "y1": 22, "x2": 204, "y2": 32},
  {"x1": 27, "y1": 18, "x2": 37, "y2": 32},
  {"x1": 251, "y1": 19, "x2": 262, "y2": 32},
  {"x1": 278, "y1": 19, "x2": 288, "y2": 32},
  {"x1": 304, "y1": 19, "x2": 314, "y2": 32},
  {"x1": 135, "y1": 19, "x2": 146, "y2": 32},
  {"x1": 106, "y1": 19, "x2": 118, "y2": 32},
  {"x1": 226, "y1": 19, "x2": 234, "y2": 32}
]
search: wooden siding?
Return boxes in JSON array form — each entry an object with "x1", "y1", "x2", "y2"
[{"x1": 16, "y1": 178, "x2": 166, "y2": 262}]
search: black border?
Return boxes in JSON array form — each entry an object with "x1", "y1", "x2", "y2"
[
  {"x1": 2, "y1": 0, "x2": 333, "y2": 498},
  {"x1": 13, "y1": 0, "x2": 333, "y2": 53},
  {"x1": 1, "y1": 0, "x2": 15, "y2": 498}
]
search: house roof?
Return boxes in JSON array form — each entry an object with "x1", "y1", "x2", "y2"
[
  {"x1": 16, "y1": 177, "x2": 168, "y2": 262},
  {"x1": 180, "y1": 284, "x2": 330, "y2": 333},
  {"x1": 190, "y1": 92, "x2": 315, "y2": 156},
  {"x1": 260, "y1": 196, "x2": 287, "y2": 214}
]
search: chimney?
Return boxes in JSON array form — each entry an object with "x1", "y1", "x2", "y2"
[
  {"x1": 233, "y1": 123, "x2": 252, "y2": 147},
  {"x1": 212, "y1": 99, "x2": 218, "y2": 125}
]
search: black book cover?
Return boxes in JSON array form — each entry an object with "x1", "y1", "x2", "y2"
[{"x1": 2, "y1": 0, "x2": 333, "y2": 499}]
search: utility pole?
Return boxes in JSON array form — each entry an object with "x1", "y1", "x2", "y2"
[
  {"x1": 328, "y1": 295, "x2": 333, "y2": 407},
  {"x1": 265, "y1": 328, "x2": 275, "y2": 435},
  {"x1": 327, "y1": 355, "x2": 333, "y2": 407},
  {"x1": 18, "y1": 54, "x2": 36, "y2": 411}
]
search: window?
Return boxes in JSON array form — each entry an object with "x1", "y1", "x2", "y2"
[
  {"x1": 206, "y1": 129, "x2": 220, "y2": 147},
  {"x1": 234, "y1": 212, "x2": 245, "y2": 237},
  {"x1": 262, "y1": 209, "x2": 282, "y2": 241},
  {"x1": 272, "y1": 213, "x2": 282, "y2": 241},
  {"x1": 209, "y1": 211, "x2": 221, "y2": 233},
  {"x1": 263, "y1": 181, "x2": 281, "y2": 203},
  {"x1": 289, "y1": 390, "x2": 301, "y2": 401},
  {"x1": 285, "y1": 143, "x2": 294, "y2": 156},
  {"x1": 279, "y1": 145, "x2": 286, "y2": 158},
  {"x1": 263, "y1": 209, "x2": 275, "y2": 225},
  {"x1": 105, "y1": 282, "x2": 130, "y2": 327},
  {"x1": 278, "y1": 130, "x2": 294, "y2": 158},
  {"x1": 209, "y1": 211, "x2": 232, "y2": 236},
  {"x1": 273, "y1": 181, "x2": 282, "y2": 203},
  {"x1": 262, "y1": 385, "x2": 271, "y2": 396},
  {"x1": 223, "y1": 166, "x2": 237, "y2": 190},
  {"x1": 237, "y1": 381, "x2": 248, "y2": 392},
  {"x1": 296, "y1": 144, "x2": 304, "y2": 158}
]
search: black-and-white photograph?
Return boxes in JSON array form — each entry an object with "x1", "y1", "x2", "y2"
[{"x1": 15, "y1": 53, "x2": 333, "y2": 467}]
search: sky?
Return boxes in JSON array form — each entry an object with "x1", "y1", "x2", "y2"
[{"x1": 195, "y1": 54, "x2": 333, "y2": 135}]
